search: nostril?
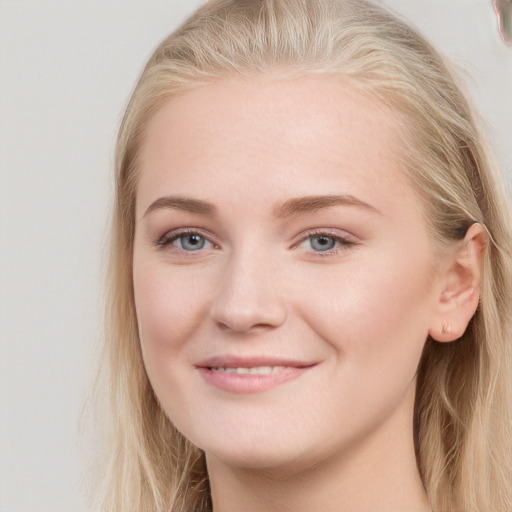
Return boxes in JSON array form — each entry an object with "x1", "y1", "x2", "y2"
[
  {"x1": 209, "y1": 252, "x2": 288, "y2": 333},
  {"x1": 211, "y1": 296, "x2": 287, "y2": 334},
  {"x1": 214, "y1": 316, "x2": 282, "y2": 334}
]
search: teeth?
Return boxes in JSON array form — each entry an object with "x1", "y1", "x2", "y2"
[{"x1": 211, "y1": 366, "x2": 285, "y2": 375}]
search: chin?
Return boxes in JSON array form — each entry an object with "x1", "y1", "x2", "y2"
[
  {"x1": 191, "y1": 429, "x2": 303, "y2": 471},
  {"x1": 205, "y1": 449, "x2": 311, "y2": 477},
  {"x1": 196, "y1": 429, "x2": 333, "y2": 477}
]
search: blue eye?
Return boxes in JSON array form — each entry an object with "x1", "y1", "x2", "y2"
[
  {"x1": 296, "y1": 230, "x2": 357, "y2": 256},
  {"x1": 308, "y1": 235, "x2": 337, "y2": 252},
  {"x1": 175, "y1": 234, "x2": 207, "y2": 251},
  {"x1": 156, "y1": 230, "x2": 214, "y2": 253}
]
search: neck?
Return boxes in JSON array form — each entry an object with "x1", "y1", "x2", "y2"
[{"x1": 206, "y1": 386, "x2": 431, "y2": 512}]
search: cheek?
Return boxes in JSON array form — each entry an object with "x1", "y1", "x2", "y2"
[
  {"x1": 132, "y1": 261, "x2": 220, "y2": 426},
  {"x1": 133, "y1": 263, "x2": 210, "y2": 368},
  {"x1": 295, "y1": 251, "x2": 436, "y2": 368},
  {"x1": 285, "y1": 256, "x2": 437, "y2": 442}
]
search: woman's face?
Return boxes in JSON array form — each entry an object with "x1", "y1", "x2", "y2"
[{"x1": 133, "y1": 74, "x2": 446, "y2": 471}]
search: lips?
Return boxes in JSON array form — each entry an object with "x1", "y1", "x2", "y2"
[
  {"x1": 210, "y1": 366, "x2": 285, "y2": 375},
  {"x1": 196, "y1": 356, "x2": 316, "y2": 394},
  {"x1": 197, "y1": 355, "x2": 314, "y2": 369}
]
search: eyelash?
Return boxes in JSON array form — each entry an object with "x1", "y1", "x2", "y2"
[
  {"x1": 155, "y1": 228, "x2": 357, "y2": 257},
  {"x1": 294, "y1": 229, "x2": 357, "y2": 256},
  {"x1": 155, "y1": 228, "x2": 218, "y2": 253}
]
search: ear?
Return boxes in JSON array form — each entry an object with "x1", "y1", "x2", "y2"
[{"x1": 428, "y1": 223, "x2": 487, "y2": 342}]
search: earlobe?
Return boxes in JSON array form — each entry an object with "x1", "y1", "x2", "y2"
[{"x1": 428, "y1": 223, "x2": 487, "y2": 343}]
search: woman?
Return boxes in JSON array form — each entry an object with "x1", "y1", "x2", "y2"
[{"x1": 84, "y1": 0, "x2": 512, "y2": 510}]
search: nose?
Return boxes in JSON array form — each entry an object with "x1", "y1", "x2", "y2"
[{"x1": 210, "y1": 248, "x2": 287, "y2": 333}]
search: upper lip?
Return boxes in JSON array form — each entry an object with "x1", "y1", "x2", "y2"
[{"x1": 197, "y1": 355, "x2": 316, "y2": 369}]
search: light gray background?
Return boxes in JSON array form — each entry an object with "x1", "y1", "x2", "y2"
[{"x1": 0, "y1": 1, "x2": 510, "y2": 511}]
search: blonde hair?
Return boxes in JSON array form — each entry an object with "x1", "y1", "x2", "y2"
[{"x1": 82, "y1": 1, "x2": 512, "y2": 511}]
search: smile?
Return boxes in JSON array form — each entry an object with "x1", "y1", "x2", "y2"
[
  {"x1": 210, "y1": 366, "x2": 285, "y2": 375},
  {"x1": 197, "y1": 358, "x2": 316, "y2": 394}
]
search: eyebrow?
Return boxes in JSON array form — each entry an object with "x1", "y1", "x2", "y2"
[
  {"x1": 143, "y1": 196, "x2": 218, "y2": 218},
  {"x1": 142, "y1": 194, "x2": 381, "y2": 219},
  {"x1": 273, "y1": 194, "x2": 382, "y2": 217}
]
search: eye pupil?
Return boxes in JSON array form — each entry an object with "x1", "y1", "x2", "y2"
[
  {"x1": 181, "y1": 234, "x2": 206, "y2": 251},
  {"x1": 310, "y1": 236, "x2": 336, "y2": 251}
]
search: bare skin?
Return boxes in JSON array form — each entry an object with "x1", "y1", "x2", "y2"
[
  {"x1": 133, "y1": 72, "x2": 484, "y2": 512},
  {"x1": 207, "y1": 384, "x2": 430, "y2": 512}
]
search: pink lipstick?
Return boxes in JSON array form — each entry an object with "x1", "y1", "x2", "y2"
[{"x1": 196, "y1": 356, "x2": 316, "y2": 394}]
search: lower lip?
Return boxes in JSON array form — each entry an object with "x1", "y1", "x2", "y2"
[{"x1": 197, "y1": 366, "x2": 312, "y2": 394}]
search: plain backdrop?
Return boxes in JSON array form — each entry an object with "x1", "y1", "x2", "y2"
[{"x1": 0, "y1": 1, "x2": 510, "y2": 511}]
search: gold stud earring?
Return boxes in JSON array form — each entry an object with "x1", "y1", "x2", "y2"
[{"x1": 442, "y1": 322, "x2": 452, "y2": 336}]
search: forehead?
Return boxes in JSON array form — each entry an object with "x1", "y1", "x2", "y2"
[{"x1": 136, "y1": 73, "x2": 419, "y2": 222}]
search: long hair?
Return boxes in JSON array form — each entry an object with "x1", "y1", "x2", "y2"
[{"x1": 82, "y1": 1, "x2": 512, "y2": 510}]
